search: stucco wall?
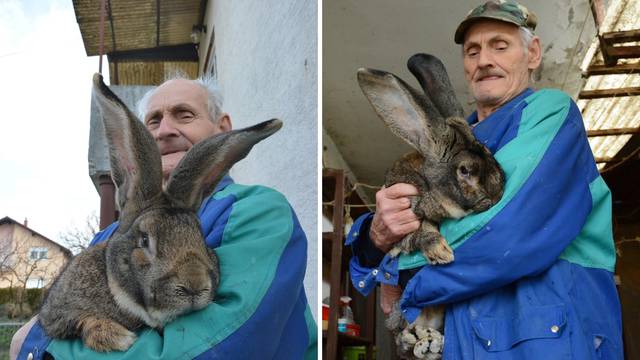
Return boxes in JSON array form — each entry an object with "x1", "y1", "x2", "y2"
[
  {"x1": 0, "y1": 223, "x2": 69, "y2": 289},
  {"x1": 199, "y1": 0, "x2": 318, "y2": 318}
]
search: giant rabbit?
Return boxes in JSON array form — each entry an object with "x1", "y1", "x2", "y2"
[
  {"x1": 39, "y1": 74, "x2": 282, "y2": 352},
  {"x1": 357, "y1": 54, "x2": 505, "y2": 359}
]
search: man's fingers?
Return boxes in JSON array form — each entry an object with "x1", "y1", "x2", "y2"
[
  {"x1": 383, "y1": 183, "x2": 419, "y2": 199},
  {"x1": 387, "y1": 208, "x2": 420, "y2": 225},
  {"x1": 387, "y1": 219, "x2": 420, "y2": 238},
  {"x1": 381, "y1": 284, "x2": 403, "y2": 315},
  {"x1": 377, "y1": 196, "x2": 413, "y2": 213}
]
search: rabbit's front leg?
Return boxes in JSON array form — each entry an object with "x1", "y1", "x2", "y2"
[
  {"x1": 79, "y1": 316, "x2": 137, "y2": 352},
  {"x1": 413, "y1": 221, "x2": 453, "y2": 264},
  {"x1": 410, "y1": 194, "x2": 453, "y2": 264}
]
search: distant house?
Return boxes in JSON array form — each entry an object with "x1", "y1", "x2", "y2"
[{"x1": 0, "y1": 216, "x2": 72, "y2": 289}]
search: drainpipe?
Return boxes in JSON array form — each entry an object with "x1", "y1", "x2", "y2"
[{"x1": 98, "y1": 174, "x2": 116, "y2": 230}]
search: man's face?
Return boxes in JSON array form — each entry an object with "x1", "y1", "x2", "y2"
[
  {"x1": 144, "y1": 79, "x2": 227, "y2": 179},
  {"x1": 462, "y1": 20, "x2": 540, "y2": 111}
]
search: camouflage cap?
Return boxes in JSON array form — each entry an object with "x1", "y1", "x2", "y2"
[{"x1": 454, "y1": 0, "x2": 537, "y2": 44}]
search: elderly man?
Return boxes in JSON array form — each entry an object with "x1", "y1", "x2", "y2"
[
  {"x1": 12, "y1": 76, "x2": 317, "y2": 359},
  {"x1": 347, "y1": 1, "x2": 623, "y2": 358}
]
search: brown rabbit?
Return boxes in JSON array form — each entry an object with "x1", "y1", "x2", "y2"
[
  {"x1": 39, "y1": 74, "x2": 282, "y2": 352},
  {"x1": 357, "y1": 54, "x2": 505, "y2": 359},
  {"x1": 358, "y1": 54, "x2": 504, "y2": 265}
]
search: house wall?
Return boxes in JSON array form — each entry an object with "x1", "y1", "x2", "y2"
[
  {"x1": 198, "y1": 0, "x2": 318, "y2": 318},
  {"x1": 0, "y1": 224, "x2": 14, "y2": 246},
  {"x1": 0, "y1": 224, "x2": 69, "y2": 289}
]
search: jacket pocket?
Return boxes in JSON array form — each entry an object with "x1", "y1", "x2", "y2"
[{"x1": 471, "y1": 304, "x2": 571, "y2": 358}]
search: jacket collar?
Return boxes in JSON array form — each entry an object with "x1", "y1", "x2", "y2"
[{"x1": 466, "y1": 88, "x2": 534, "y2": 126}]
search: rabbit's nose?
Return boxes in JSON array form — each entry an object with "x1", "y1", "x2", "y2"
[{"x1": 176, "y1": 284, "x2": 210, "y2": 297}]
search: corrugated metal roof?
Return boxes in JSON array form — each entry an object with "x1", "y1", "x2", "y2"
[
  {"x1": 578, "y1": 0, "x2": 640, "y2": 171},
  {"x1": 73, "y1": 0, "x2": 204, "y2": 85},
  {"x1": 109, "y1": 61, "x2": 198, "y2": 85},
  {"x1": 73, "y1": 0, "x2": 203, "y2": 55}
]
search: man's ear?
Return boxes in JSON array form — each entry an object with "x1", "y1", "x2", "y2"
[
  {"x1": 527, "y1": 36, "x2": 542, "y2": 71},
  {"x1": 217, "y1": 113, "x2": 232, "y2": 132}
]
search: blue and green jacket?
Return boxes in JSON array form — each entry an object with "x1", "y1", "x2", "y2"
[
  {"x1": 19, "y1": 176, "x2": 317, "y2": 360},
  {"x1": 347, "y1": 89, "x2": 623, "y2": 359}
]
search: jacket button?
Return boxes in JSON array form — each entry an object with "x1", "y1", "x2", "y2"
[
  {"x1": 487, "y1": 340, "x2": 491, "y2": 347},
  {"x1": 27, "y1": 353, "x2": 33, "y2": 360},
  {"x1": 372, "y1": 269, "x2": 378, "y2": 276},
  {"x1": 358, "y1": 281, "x2": 365, "y2": 288},
  {"x1": 384, "y1": 272, "x2": 391, "y2": 280},
  {"x1": 551, "y1": 325, "x2": 559, "y2": 333}
]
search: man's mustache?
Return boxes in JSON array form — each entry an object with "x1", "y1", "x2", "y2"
[{"x1": 474, "y1": 69, "x2": 505, "y2": 81}]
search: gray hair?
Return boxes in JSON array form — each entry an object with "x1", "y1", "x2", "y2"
[
  {"x1": 519, "y1": 26, "x2": 535, "y2": 54},
  {"x1": 136, "y1": 73, "x2": 224, "y2": 123}
]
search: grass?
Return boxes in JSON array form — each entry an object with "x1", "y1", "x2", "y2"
[{"x1": 0, "y1": 320, "x2": 27, "y2": 360}]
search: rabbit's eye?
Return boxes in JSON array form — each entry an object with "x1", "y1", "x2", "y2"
[
  {"x1": 459, "y1": 165, "x2": 470, "y2": 177},
  {"x1": 139, "y1": 233, "x2": 149, "y2": 248}
]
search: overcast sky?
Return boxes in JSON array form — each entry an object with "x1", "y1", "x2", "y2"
[{"x1": 0, "y1": 0, "x2": 110, "y2": 245}]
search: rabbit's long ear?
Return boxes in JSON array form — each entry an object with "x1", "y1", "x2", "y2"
[
  {"x1": 165, "y1": 119, "x2": 282, "y2": 211},
  {"x1": 357, "y1": 68, "x2": 444, "y2": 155},
  {"x1": 92, "y1": 74, "x2": 163, "y2": 225},
  {"x1": 407, "y1": 53, "x2": 465, "y2": 119}
]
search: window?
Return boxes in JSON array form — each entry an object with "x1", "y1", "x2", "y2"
[
  {"x1": 29, "y1": 247, "x2": 48, "y2": 260},
  {"x1": 26, "y1": 277, "x2": 44, "y2": 289}
]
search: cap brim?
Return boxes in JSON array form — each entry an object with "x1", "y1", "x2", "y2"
[{"x1": 454, "y1": 15, "x2": 523, "y2": 44}]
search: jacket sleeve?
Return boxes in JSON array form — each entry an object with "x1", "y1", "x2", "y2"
[
  {"x1": 346, "y1": 212, "x2": 406, "y2": 297},
  {"x1": 30, "y1": 185, "x2": 314, "y2": 360},
  {"x1": 401, "y1": 95, "x2": 601, "y2": 320}
]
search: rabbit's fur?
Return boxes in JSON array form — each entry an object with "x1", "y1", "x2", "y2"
[
  {"x1": 39, "y1": 74, "x2": 282, "y2": 352},
  {"x1": 357, "y1": 54, "x2": 505, "y2": 359}
]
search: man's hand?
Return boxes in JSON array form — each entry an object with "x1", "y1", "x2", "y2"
[
  {"x1": 370, "y1": 183, "x2": 420, "y2": 252},
  {"x1": 380, "y1": 283, "x2": 403, "y2": 315}
]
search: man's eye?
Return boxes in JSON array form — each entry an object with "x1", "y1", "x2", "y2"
[
  {"x1": 179, "y1": 112, "x2": 194, "y2": 120},
  {"x1": 146, "y1": 118, "x2": 159, "y2": 129}
]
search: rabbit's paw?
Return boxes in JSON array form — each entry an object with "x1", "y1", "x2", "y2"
[
  {"x1": 388, "y1": 247, "x2": 402, "y2": 258},
  {"x1": 395, "y1": 326, "x2": 418, "y2": 355},
  {"x1": 415, "y1": 325, "x2": 429, "y2": 340},
  {"x1": 423, "y1": 236, "x2": 453, "y2": 264},
  {"x1": 80, "y1": 317, "x2": 137, "y2": 352},
  {"x1": 413, "y1": 328, "x2": 443, "y2": 359}
]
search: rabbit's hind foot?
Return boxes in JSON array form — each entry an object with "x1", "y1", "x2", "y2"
[
  {"x1": 413, "y1": 327, "x2": 443, "y2": 359},
  {"x1": 79, "y1": 316, "x2": 137, "y2": 352}
]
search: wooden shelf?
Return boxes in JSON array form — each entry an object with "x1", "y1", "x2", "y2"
[
  {"x1": 323, "y1": 330, "x2": 374, "y2": 346},
  {"x1": 323, "y1": 168, "x2": 376, "y2": 360}
]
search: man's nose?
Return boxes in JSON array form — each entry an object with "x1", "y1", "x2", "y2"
[
  {"x1": 155, "y1": 115, "x2": 179, "y2": 140},
  {"x1": 477, "y1": 49, "x2": 494, "y2": 68}
]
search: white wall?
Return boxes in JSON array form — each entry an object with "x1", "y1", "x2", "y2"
[{"x1": 199, "y1": 0, "x2": 317, "y2": 318}]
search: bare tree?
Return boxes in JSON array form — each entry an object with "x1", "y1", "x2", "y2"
[
  {"x1": 58, "y1": 212, "x2": 100, "y2": 255},
  {"x1": 0, "y1": 239, "x2": 64, "y2": 317}
]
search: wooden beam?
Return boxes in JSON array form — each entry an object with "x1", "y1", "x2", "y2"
[
  {"x1": 578, "y1": 87, "x2": 640, "y2": 99},
  {"x1": 595, "y1": 156, "x2": 618, "y2": 163},
  {"x1": 608, "y1": 46, "x2": 640, "y2": 60},
  {"x1": 590, "y1": 0, "x2": 606, "y2": 29},
  {"x1": 156, "y1": 0, "x2": 160, "y2": 47},
  {"x1": 602, "y1": 29, "x2": 640, "y2": 44},
  {"x1": 587, "y1": 128, "x2": 640, "y2": 137},
  {"x1": 584, "y1": 63, "x2": 640, "y2": 77},
  {"x1": 106, "y1": 44, "x2": 199, "y2": 62}
]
